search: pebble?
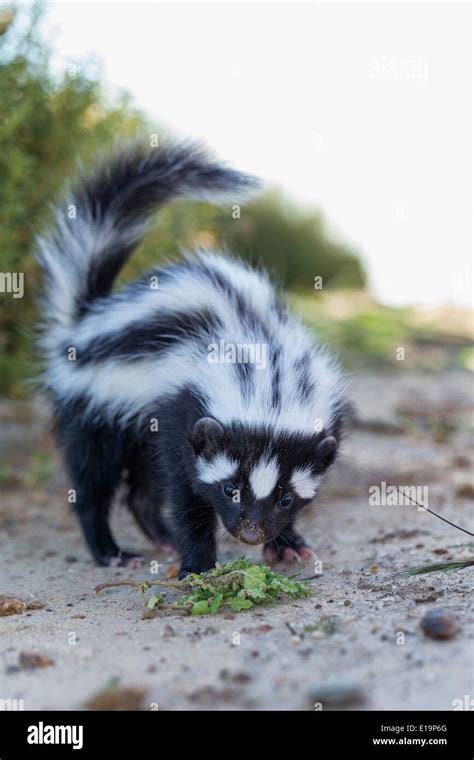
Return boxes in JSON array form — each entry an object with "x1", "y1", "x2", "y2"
[
  {"x1": 0, "y1": 595, "x2": 26, "y2": 616},
  {"x1": 309, "y1": 680, "x2": 366, "y2": 708},
  {"x1": 84, "y1": 685, "x2": 148, "y2": 711},
  {"x1": 19, "y1": 651, "x2": 54, "y2": 669},
  {"x1": 420, "y1": 609, "x2": 459, "y2": 639}
]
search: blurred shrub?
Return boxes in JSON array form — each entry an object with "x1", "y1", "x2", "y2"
[
  {"x1": 218, "y1": 191, "x2": 365, "y2": 290},
  {"x1": 292, "y1": 290, "x2": 473, "y2": 372},
  {"x1": 123, "y1": 190, "x2": 365, "y2": 291},
  {"x1": 0, "y1": 3, "x2": 146, "y2": 395},
  {"x1": 0, "y1": 2, "x2": 365, "y2": 398}
]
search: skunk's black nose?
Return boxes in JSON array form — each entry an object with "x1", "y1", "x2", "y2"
[{"x1": 238, "y1": 525, "x2": 264, "y2": 545}]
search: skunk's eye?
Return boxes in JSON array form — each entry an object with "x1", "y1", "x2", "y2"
[
  {"x1": 223, "y1": 482, "x2": 236, "y2": 498},
  {"x1": 278, "y1": 493, "x2": 294, "y2": 508}
]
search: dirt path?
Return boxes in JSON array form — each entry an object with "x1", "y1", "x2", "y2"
[{"x1": 0, "y1": 370, "x2": 472, "y2": 710}]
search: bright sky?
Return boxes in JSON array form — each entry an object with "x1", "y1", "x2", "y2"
[{"x1": 41, "y1": 1, "x2": 472, "y2": 307}]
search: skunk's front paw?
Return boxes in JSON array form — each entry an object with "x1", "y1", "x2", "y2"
[
  {"x1": 107, "y1": 551, "x2": 145, "y2": 568},
  {"x1": 263, "y1": 531, "x2": 314, "y2": 564}
]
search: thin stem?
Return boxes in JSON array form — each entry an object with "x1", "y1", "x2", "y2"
[
  {"x1": 364, "y1": 465, "x2": 474, "y2": 537},
  {"x1": 94, "y1": 578, "x2": 187, "y2": 595}
]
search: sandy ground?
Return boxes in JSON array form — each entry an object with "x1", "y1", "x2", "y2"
[{"x1": 0, "y1": 369, "x2": 472, "y2": 711}]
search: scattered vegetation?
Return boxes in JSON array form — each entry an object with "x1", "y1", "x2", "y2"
[
  {"x1": 292, "y1": 291, "x2": 473, "y2": 371},
  {"x1": 395, "y1": 559, "x2": 474, "y2": 578},
  {"x1": 94, "y1": 557, "x2": 313, "y2": 616}
]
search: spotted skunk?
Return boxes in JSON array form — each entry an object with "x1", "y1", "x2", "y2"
[{"x1": 37, "y1": 140, "x2": 346, "y2": 577}]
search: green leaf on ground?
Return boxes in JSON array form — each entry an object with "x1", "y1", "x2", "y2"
[{"x1": 140, "y1": 557, "x2": 313, "y2": 616}]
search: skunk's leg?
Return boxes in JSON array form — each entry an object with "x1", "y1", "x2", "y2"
[
  {"x1": 263, "y1": 524, "x2": 314, "y2": 563},
  {"x1": 58, "y1": 414, "x2": 143, "y2": 567},
  {"x1": 75, "y1": 483, "x2": 145, "y2": 567},
  {"x1": 125, "y1": 445, "x2": 175, "y2": 551},
  {"x1": 127, "y1": 488, "x2": 175, "y2": 551},
  {"x1": 170, "y1": 485, "x2": 217, "y2": 579}
]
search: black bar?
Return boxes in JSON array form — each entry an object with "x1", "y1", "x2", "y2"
[{"x1": 0, "y1": 710, "x2": 471, "y2": 757}]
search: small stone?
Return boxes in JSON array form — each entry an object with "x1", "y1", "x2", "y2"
[
  {"x1": 19, "y1": 651, "x2": 54, "y2": 669},
  {"x1": 84, "y1": 685, "x2": 148, "y2": 711},
  {"x1": 220, "y1": 670, "x2": 251, "y2": 684},
  {"x1": 452, "y1": 454, "x2": 470, "y2": 468},
  {"x1": 309, "y1": 681, "x2": 365, "y2": 707},
  {"x1": 26, "y1": 601, "x2": 45, "y2": 610},
  {"x1": 455, "y1": 482, "x2": 474, "y2": 499},
  {"x1": 420, "y1": 609, "x2": 459, "y2": 640},
  {"x1": 0, "y1": 595, "x2": 26, "y2": 616}
]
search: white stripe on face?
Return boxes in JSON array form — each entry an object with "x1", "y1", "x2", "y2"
[
  {"x1": 290, "y1": 467, "x2": 320, "y2": 499},
  {"x1": 249, "y1": 456, "x2": 279, "y2": 500},
  {"x1": 196, "y1": 453, "x2": 238, "y2": 484}
]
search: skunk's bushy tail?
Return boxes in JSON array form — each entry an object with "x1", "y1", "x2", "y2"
[{"x1": 36, "y1": 139, "x2": 260, "y2": 325}]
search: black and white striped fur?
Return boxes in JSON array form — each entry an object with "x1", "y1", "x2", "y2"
[{"x1": 37, "y1": 140, "x2": 347, "y2": 576}]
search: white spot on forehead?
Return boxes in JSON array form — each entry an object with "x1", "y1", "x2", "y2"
[
  {"x1": 249, "y1": 456, "x2": 279, "y2": 500},
  {"x1": 196, "y1": 453, "x2": 238, "y2": 484},
  {"x1": 290, "y1": 467, "x2": 321, "y2": 499}
]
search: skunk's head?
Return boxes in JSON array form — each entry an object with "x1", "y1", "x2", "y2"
[{"x1": 189, "y1": 417, "x2": 340, "y2": 545}]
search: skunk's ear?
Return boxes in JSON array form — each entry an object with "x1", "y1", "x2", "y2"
[
  {"x1": 316, "y1": 435, "x2": 338, "y2": 468},
  {"x1": 190, "y1": 417, "x2": 224, "y2": 456}
]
